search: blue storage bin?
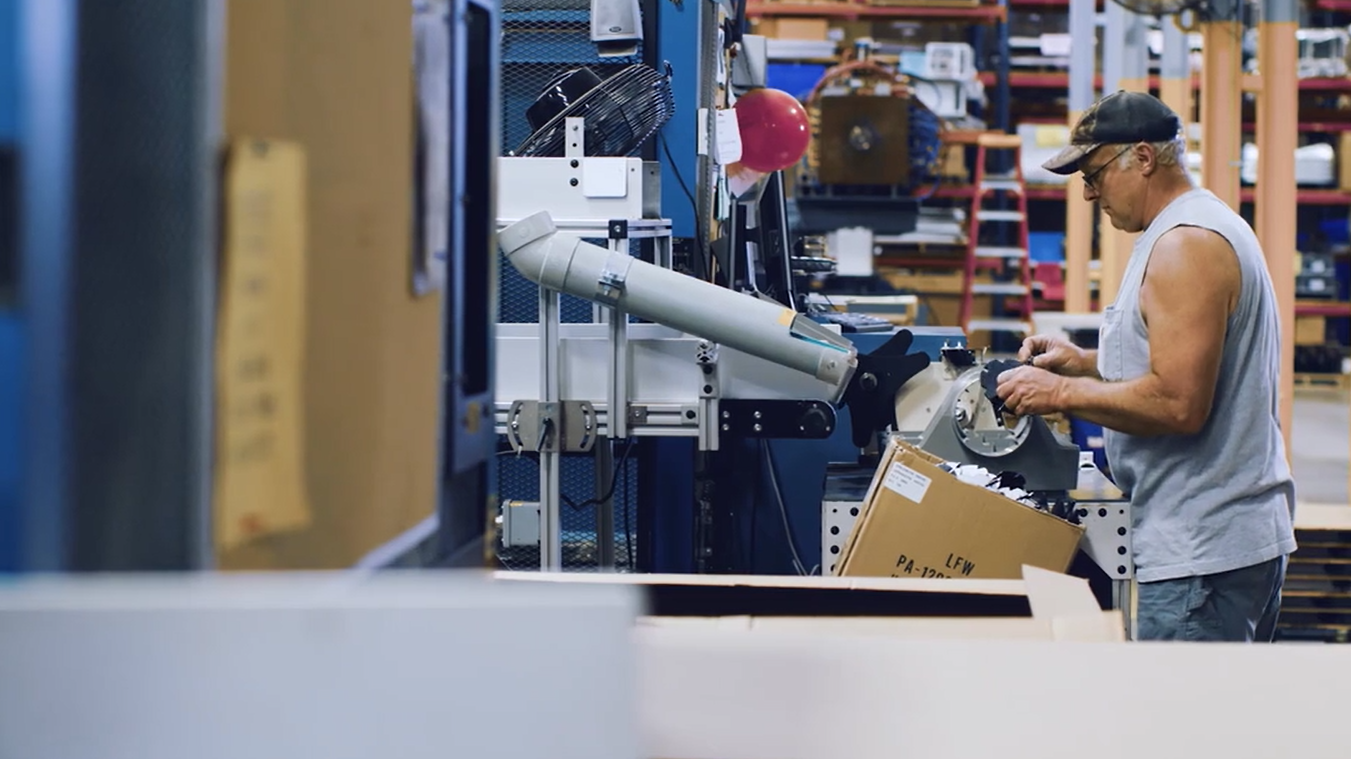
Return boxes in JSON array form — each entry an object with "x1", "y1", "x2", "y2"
[
  {"x1": 1028, "y1": 231, "x2": 1065, "y2": 263},
  {"x1": 766, "y1": 63, "x2": 828, "y2": 101},
  {"x1": 1070, "y1": 417, "x2": 1108, "y2": 474},
  {"x1": 1320, "y1": 218, "x2": 1350, "y2": 246}
]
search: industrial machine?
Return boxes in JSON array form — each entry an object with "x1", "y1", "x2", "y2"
[{"x1": 490, "y1": 37, "x2": 1134, "y2": 622}]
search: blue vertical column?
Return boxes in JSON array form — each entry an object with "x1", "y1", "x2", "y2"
[
  {"x1": 657, "y1": 0, "x2": 699, "y2": 241},
  {"x1": 8, "y1": 0, "x2": 75, "y2": 572},
  {"x1": 0, "y1": 0, "x2": 19, "y2": 572},
  {"x1": 644, "y1": 0, "x2": 703, "y2": 573}
]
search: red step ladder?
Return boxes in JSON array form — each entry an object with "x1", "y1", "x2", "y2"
[{"x1": 959, "y1": 132, "x2": 1035, "y2": 337}]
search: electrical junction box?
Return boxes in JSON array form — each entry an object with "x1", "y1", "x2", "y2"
[{"x1": 496, "y1": 156, "x2": 660, "y2": 223}]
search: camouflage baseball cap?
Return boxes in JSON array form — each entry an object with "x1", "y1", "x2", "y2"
[{"x1": 1042, "y1": 90, "x2": 1183, "y2": 175}]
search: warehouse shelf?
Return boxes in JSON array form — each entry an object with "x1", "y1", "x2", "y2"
[
  {"x1": 745, "y1": 1, "x2": 1006, "y2": 21},
  {"x1": 1242, "y1": 122, "x2": 1351, "y2": 132},
  {"x1": 1015, "y1": 0, "x2": 1338, "y2": 7},
  {"x1": 1296, "y1": 301, "x2": 1351, "y2": 317},
  {"x1": 1021, "y1": 185, "x2": 1351, "y2": 205},
  {"x1": 979, "y1": 72, "x2": 1191, "y2": 89},
  {"x1": 1008, "y1": 0, "x2": 1101, "y2": 6},
  {"x1": 1243, "y1": 188, "x2": 1351, "y2": 205},
  {"x1": 979, "y1": 71, "x2": 1351, "y2": 91}
]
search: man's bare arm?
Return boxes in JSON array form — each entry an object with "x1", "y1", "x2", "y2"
[
  {"x1": 1068, "y1": 350, "x2": 1100, "y2": 378},
  {"x1": 1055, "y1": 226, "x2": 1237, "y2": 436}
]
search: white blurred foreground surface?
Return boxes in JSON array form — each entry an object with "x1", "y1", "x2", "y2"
[
  {"x1": 3, "y1": 569, "x2": 1351, "y2": 759},
  {"x1": 0, "y1": 571, "x2": 641, "y2": 759},
  {"x1": 637, "y1": 625, "x2": 1351, "y2": 759}
]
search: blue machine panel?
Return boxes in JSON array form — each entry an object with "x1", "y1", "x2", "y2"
[
  {"x1": 0, "y1": 0, "x2": 15, "y2": 142},
  {"x1": 0, "y1": 0, "x2": 18, "y2": 571}
]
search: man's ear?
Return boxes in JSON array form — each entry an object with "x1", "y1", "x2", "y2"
[{"x1": 1136, "y1": 142, "x2": 1157, "y2": 175}]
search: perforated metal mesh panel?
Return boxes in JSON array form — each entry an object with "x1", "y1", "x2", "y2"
[
  {"x1": 496, "y1": 450, "x2": 640, "y2": 572},
  {"x1": 496, "y1": 2, "x2": 648, "y2": 570}
]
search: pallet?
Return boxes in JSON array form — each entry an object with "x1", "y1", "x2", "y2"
[
  {"x1": 1293, "y1": 372, "x2": 1351, "y2": 391},
  {"x1": 1278, "y1": 528, "x2": 1351, "y2": 642}
]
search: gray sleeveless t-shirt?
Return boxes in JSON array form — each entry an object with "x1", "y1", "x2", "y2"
[{"x1": 1097, "y1": 187, "x2": 1297, "y2": 583}]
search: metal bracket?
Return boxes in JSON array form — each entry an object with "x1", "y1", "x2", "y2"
[
  {"x1": 628, "y1": 405, "x2": 649, "y2": 425},
  {"x1": 595, "y1": 252, "x2": 632, "y2": 307},
  {"x1": 1077, "y1": 501, "x2": 1134, "y2": 581},
  {"x1": 506, "y1": 400, "x2": 598, "y2": 453}
]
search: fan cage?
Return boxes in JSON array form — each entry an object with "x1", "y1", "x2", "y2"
[{"x1": 515, "y1": 63, "x2": 676, "y2": 158}]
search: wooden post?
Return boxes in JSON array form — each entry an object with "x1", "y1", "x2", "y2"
[
  {"x1": 1064, "y1": 0, "x2": 1096, "y2": 313},
  {"x1": 1201, "y1": 6, "x2": 1243, "y2": 209},
  {"x1": 1158, "y1": 18, "x2": 1193, "y2": 152},
  {"x1": 1256, "y1": 0, "x2": 1298, "y2": 457},
  {"x1": 1097, "y1": 3, "x2": 1149, "y2": 307}
]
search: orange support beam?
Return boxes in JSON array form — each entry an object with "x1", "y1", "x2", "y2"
[
  {"x1": 1201, "y1": 18, "x2": 1244, "y2": 209},
  {"x1": 1256, "y1": 7, "x2": 1298, "y2": 455}
]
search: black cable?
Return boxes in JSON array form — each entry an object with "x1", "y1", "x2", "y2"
[
  {"x1": 760, "y1": 439, "x2": 807, "y2": 576},
  {"x1": 748, "y1": 443, "x2": 759, "y2": 572},
  {"x1": 565, "y1": 437, "x2": 636, "y2": 511},
  {"x1": 495, "y1": 447, "x2": 611, "y2": 513},
  {"x1": 658, "y1": 131, "x2": 709, "y2": 279},
  {"x1": 623, "y1": 450, "x2": 634, "y2": 570}
]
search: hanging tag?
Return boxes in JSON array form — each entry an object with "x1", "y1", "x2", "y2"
[{"x1": 715, "y1": 108, "x2": 743, "y2": 165}]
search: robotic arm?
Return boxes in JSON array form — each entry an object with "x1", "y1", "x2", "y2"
[{"x1": 499, "y1": 211, "x2": 930, "y2": 444}]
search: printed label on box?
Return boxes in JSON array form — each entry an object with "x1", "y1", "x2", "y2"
[{"x1": 884, "y1": 462, "x2": 931, "y2": 503}]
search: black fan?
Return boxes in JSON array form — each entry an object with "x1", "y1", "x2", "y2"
[
  {"x1": 1110, "y1": 0, "x2": 1201, "y2": 14},
  {"x1": 514, "y1": 63, "x2": 675, "y2": 158}
]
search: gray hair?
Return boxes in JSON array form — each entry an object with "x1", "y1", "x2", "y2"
[{"x1": 1115, "y1": 136, "x2": 1186, "y2": 169}]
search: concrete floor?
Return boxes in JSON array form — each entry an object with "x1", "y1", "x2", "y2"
[{"x1": 1292, "y1": 388, "x2": 1349, "y2": 508}]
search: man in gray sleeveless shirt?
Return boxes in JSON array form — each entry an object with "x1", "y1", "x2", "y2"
[{"x1": 995, "y1": 91, "x2": 1297, "y2": 642}]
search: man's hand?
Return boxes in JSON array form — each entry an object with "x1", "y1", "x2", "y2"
[
  {"x1": 1017, "y1": 334, "x2": 1096, "y2": 378},
  {"x1": 996, "y1": 365, "x2": 1068, "y2": 417}
]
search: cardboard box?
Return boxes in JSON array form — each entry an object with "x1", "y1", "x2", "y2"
[
  {"x1": 754, "y1": 17, "x2": 829, "y2": 40},
  {"x1": 835, "y1": 439, "x2": 1085, "y2": 579},
  {"x1": 499, "y1": 565, "x2": 1123, "y2": 641},
  {"x1": 219, "y1": 1, "x2": 442, "y2": 569},
  {"x1": 1296, "y1": 314, "x2": 1328, "y2": 346}
]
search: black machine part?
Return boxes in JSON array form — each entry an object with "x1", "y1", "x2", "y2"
[
  {"x1": 981, "y1": 357, "x2": 1025, "y2": 427},
  {"x1": 842, "y1": 329, "x2": 933, "y2": 450},
  {"x1": 719, "y1": 399, "x2": 835, "y2": 440}
]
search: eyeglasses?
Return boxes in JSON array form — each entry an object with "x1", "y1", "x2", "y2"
[{"x1": 1080, "y1": 146, "x2": 1133, "y2": 192}]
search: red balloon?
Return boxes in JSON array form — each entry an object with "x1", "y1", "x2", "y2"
[{"x1": 733, "y1": 88, "x2": 811, "y2": 173}]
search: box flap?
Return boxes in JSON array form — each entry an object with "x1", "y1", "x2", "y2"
[{"x1": 1021, "y1": 564, "x2": 1101, "y2": 620}]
